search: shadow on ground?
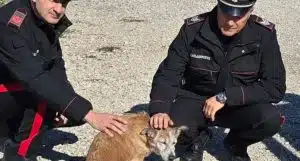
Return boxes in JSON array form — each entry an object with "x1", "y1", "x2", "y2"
[
  {"x1": 0, "y1": 129, "x2": 85, "y2": 161},
  {"x1": 36, "y1": 129, "x2": 86, "y2": 161},
  {"x1": 127, "y1": 92, "x2": 300, "y2": 161}
]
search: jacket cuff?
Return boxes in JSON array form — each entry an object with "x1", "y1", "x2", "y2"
[
  {"x1": 149, "y1": 101, "x2": 171, "y2": 116},
  {"x1": 61, "y1": 94, "x2": 93, "y2": 122},
  {"x1": 225, "y1": 86, "x2": 245, "y2": 107}
]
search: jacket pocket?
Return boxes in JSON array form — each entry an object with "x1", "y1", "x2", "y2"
[
  {"x1": 229, "y1": 42, "x2": 261, "y2": 73},
  {"x1": 231, "y1": 71, "x2": 259, "y2": 85},
  {"x1": 188, "y1": 66, "x2": 219, "y2": 84}
]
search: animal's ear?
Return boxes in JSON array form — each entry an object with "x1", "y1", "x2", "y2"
[
  {"x1": 175, "y1": 125, "x2": 189, "y2": 137},
  {"x1": 140, "y1": 128, "x2": 157, "y2": 139}
]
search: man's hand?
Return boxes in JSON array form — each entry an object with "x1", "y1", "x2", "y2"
[
  {"x1": 53, "y1": 114, "x2": 68, "y2": 127},
  {"x1": 84, "y1": 111, "x2": 128, "y2": 137},
  {"x1": 150, "y1": 113, "x2": 174, "y2": 129},
  {"x1": 203, "y1": 96, "x2": 225, "y2": 122}
]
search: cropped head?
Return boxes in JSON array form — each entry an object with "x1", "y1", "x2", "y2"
[
  {"x1": 31, "y1": 0, "x2": 71, "y2": 24},
  {"x1": 217, "y1": 0, "x2": 256, "y2": 36}
]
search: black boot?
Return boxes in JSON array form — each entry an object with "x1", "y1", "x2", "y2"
[
  {"x1": 223, "y1": 137, "x2": 251, "y2": 161},
  {"x1": 180, "y1": 128, "x2": 213, "y2": 161},
  {"x1": 2, "y1": 139, "x2": 37, "y2": 161}
]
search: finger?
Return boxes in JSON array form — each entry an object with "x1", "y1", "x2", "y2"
[
  {"x1": 203, "y1": 102, "x2": 207, "y2": 112},
  {"x1": 103, "y1": 128, "x2": 114, "y2": 137},
  {"x1": 169, "y1": 119, "x2": 174, "y2": 126},
  {"x1": 150, "y1": 117, "x2": 155, "y2": 128},
  {"x1": 154, "y1": 116, "x2": 159, "y2": 128},
  {"x1": 204, "y1": 102, "x2": 210, "y2": 118},
  {"x1": 211, "y1": 112, "x2": 216, "y2": 122},
  {"x1": 209, "y1": 106, "x2": 215, "y2": 121},
  {"x1": 54, "y1": 117, "x2": 59, "y2": 122},
  {"x1": 111, "y1": 120, "x2": 127, "y2": 132},
  {"x1": 55, "y1": 116, "x2": 67, "y2": 126},
  {"x1": 158, "y1": 115, "x2": 164, "y2": 129},
  {"x1": 113, "y1": 116, "x2": 128, "y2": 125},
  {"x1": 163, "y1": 116, "x2": 169, "y2": 129},
  {"x1": 150, "y1": 116, "x2": 156, "y2": 128},
  {"x1": 211, "y1": 109, "x2": 218, "y2": 122},
  {"x1": 107, "y1": 124, "x2": 124, "y2": 135},
  {"x1": 204, "y1": 104, "x2": 210, "y2": 118}
]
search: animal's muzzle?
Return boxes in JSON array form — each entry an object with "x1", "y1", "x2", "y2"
[{"x1": 168, "y1": 154, "x2": 176, "y2": 160}]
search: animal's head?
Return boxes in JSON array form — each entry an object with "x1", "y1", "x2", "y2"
[{"x1": 140, "y1": 125, "x2": 188, "y2": 161}]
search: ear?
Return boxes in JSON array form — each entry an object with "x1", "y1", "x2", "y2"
[
  {"x1": 140, "y1": 128, "x2": 157, "y2": 139},
  {"x1": 175, "y1": 125, "x2": 188, "y2": 137}
]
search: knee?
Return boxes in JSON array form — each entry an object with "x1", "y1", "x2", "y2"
[{"x1": 257, "y1": 106, "x2": 281, "y2": 136}]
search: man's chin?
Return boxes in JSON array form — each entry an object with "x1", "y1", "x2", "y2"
[
  {"x1": 44, "y1": 17, "x2": 61, "y2": 25},
  {"x1": 220, "y1": 29, "x2": 238, "y2": 37}
]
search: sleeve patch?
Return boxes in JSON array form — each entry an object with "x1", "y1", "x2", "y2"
[
  {"x1": 251, "y1": 15, "x2": 275, "y2": 31},
  {"x1": 185, "y1": 13, "x2": 208, "y2": 26},
  {"x1": 7, "y1": 8, "x2": 27, "y2": 29}
]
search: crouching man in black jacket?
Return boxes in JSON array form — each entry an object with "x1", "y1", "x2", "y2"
[
  {"x1": 0, "y1": 0, "x2": 128, "y2": 160},
  {"x1": 148, "y1": 0, "x2": 286, "y2": 161}
]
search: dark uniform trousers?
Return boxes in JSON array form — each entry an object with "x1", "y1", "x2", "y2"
[
  {"x1": 0, "y1": 95, "x2": 63, "y2": 160},
  {"x1": 169, "y1": 95, "x2": 281, "y2": 156}
]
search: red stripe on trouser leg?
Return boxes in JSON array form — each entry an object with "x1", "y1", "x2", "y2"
[
  {"x1": 0, "y1": 83, "x2": 24, "y2": 92},
  {"x1": 280, "y1": 113, "x2": 286, "y2": 128},
  {"x1": 17, "y1": 101, "x2": 47, "y2": 157}
]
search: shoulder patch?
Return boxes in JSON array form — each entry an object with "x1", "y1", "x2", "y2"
[
  {"x1": 7, "y1": 8, "x2": 27, "y2": 29},
  {"x1": 184, "y1": 12, "x2": 208, "y2": 26},
  {"x1": 251, "y1": 15, "x2": 275, "y2": 31}
]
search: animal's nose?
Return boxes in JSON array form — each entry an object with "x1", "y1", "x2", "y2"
[{"x1": 168, "y1": 154, "x2": 176, "y2": 160}]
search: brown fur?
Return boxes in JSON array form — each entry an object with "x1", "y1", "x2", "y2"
[{"x1": 86, "y1": 112, "x2": 185, "y2": 161}]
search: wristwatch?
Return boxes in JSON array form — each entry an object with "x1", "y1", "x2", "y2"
[{"x1": 216, "y1": 92, "x2": 227, "y2": 104}]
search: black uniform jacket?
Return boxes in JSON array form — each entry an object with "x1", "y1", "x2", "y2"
[
  {"x1": 149, "y1": 7, "x2": 286, "y2": 115},
  {"x1": 0, "y1": 0, "x2": 92, "y2": 122}
]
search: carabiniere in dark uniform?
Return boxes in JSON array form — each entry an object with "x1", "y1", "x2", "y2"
[
  {"x1": 0, "y1": 0, "x2": 92, "y2": 159},
  {"x1": 148, "y1": 0, "x2": 286, "y2": 160},
  {"x1": 149, "y1": 9, "x2": 286, "y2": 114}
]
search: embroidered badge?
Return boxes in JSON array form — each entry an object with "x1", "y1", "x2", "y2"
[
  {"x1": 185, "y1": 13, "x2": 208, "y2": 26},
  {"x1": 8, "y1": 9, "x2": 27, "y2": 28},
  {"x1": 251, "y1": 15, "x2": 275, "y2": 31},
  {"x1": 190, "y1": 54, "x2": 211, "y2": 60},
  {"x1": 190, "y1": 16, "x2": 200, "y2": 22}
]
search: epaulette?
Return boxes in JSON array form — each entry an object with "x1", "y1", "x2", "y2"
[
  {"x1": 184, "y1": 12, "x2": 208, "y2": 26},
  {"x1": 7, "y1": 8, "x2": 27, "y2": 30},
  {"x1": 251, "y1": 15, "x2": 275, "y2": 32}
]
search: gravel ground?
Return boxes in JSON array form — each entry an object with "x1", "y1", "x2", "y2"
[{"x1": 1, "y1": 0, "x2": 300, "y2": 161}]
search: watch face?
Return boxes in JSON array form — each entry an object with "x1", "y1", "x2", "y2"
[{"x1": 217, "y1": 93, "x2": 226, "y2": 103}]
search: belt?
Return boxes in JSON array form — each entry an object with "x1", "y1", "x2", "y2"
[{"x1": 0, "y1": 83, "x2": 46, "y2": 158}]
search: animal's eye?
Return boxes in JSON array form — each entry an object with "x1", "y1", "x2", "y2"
[
  {"x1": 173, "y1": 141, "x2": 177, "y2": 144},
  {"x1": 159, "y1": 141, "x2": 166, "y2": 144}
]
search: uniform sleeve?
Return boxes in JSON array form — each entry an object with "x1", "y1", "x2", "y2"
[
  {"x1": 52, "y1": 49, "x2": 75, "y2": 93},
  {"x1": 149, "y1": 24, "x2": 190, "y2": 116},
  {"x1": 0, "y1": 28, "x2": 92, "y2": 122},
  {"x1": 224, "y1": 29, "x2": 286, "y2": 106}
]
